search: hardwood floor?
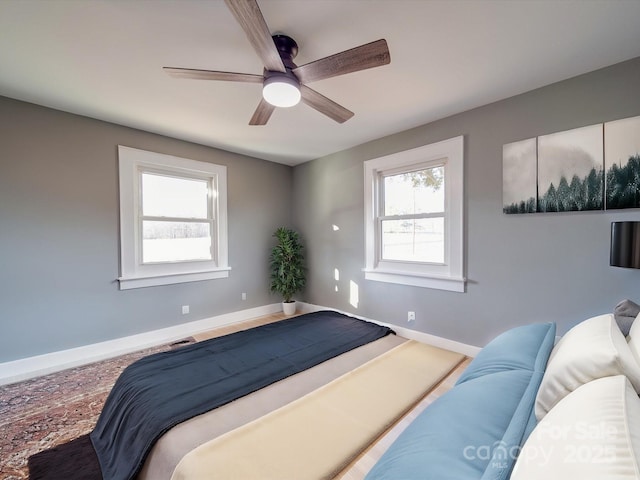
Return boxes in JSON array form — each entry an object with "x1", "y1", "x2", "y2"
[
  {"x1": 0, "y1": 311, "x2": 467, "y2": 480},
  {"x1": 192, "y1": 311, "x2": 290, "y2": 342}
]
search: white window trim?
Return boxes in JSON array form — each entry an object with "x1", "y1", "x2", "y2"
[
  {"x1": 118, "y1": 146, "x2": 230, "y2": 290},
  {"x1": 363, "y1": 136, "x2": 465, "y2": 292}
]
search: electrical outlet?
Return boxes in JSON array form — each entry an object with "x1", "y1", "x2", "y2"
[
  {"x1": 241, "y1": 292, "x2": 247, "y2": 301},
  {"x1": 407, "y1": 311, "x2": 416, "y2": 322},
  {"x1": 182, "y1": 305, "x2": 190, "y2": 315}
]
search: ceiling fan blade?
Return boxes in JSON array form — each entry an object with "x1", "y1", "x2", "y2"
[
  {"x1": 293, "y1": 39, "x2": 390, "y2": 84},
  {"x1": 163, "y1": 67, "x2": 263, "y2": 83},
  {"x1": 224, "y1": 0, "x2": 286, "y2": 73},
  {"x1": 249, "y1": 98, "x2": 276, "y2": 125},
  {"x1": 300, "y1": 85, "x2": 354, "y2": 124}
]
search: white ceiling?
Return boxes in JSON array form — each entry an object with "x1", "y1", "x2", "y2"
[{"x1": 1, "y1": 1, "x2": 640, "y2": 166}]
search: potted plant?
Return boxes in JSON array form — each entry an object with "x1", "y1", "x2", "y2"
[{"x1": 269, "y1": 227, "x2": 306, "y2": 315}]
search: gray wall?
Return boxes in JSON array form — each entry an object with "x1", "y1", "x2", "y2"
[
  {"x1": 293, "y1": 57, "x2": 640, "y2": 348},
  {"x1": 3, "y1": 57, "x2": 640, "y2": 363},
  {"x1": 0, "y1": 96, "x2": 292, "y2": 362}
]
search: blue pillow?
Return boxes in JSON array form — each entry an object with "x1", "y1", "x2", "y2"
[
  {"x1": 365, "y1": 322, "x2": 556, "y2": 480},
  {"x1": 456, "y1": 323, "x2": 555, "y2": 385},
  {"x1": 365, "y1": 370, "x2": 532, "y2": 480}
]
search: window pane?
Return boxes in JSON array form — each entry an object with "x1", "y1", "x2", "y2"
[
  {"x1": 142, "y1": 221, "x2": 211, "y2": 263},
  {"x1": 383, "y1": 167, "x2": 444, "y2": 216},
  {"x1": 381, "y1": 218, "x2": 444, "y2": 263},
  {"x1": 142, "y1": 172, "x2": 209, "y2": 218}
]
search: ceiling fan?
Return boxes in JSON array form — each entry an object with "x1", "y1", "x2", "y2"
[{"x1": 163, "y1": 0, "x2": 391, "y2": 126}]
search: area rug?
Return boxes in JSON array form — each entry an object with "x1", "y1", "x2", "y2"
[{"x1": 0, "y1": 338, "x2": 194, "y2": 480}]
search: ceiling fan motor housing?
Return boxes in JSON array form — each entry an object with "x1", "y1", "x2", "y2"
[
  {"x1": 261, "y1": 35, "x2": 301, "y2": 107},
  {"x1": 272, "y1": 34, "x2": 299, "y2": 68}
]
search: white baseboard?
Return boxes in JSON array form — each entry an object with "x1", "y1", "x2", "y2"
[
  {"x1": 0, "y1": 303, "x2": 283, "y2": 386},
  {"x1": 298, "y1": 302, "x2": 481, "y2": 357},
  {"x1": 1, "y1": 302, "x2": 480, "y2": 386}
]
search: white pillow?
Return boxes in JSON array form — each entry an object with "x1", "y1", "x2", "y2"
[
  {"x1": 535, "y1": 314, "x2": 640, "y2": 420},
  {"x1": 626, "y1": 311, "x2": 640, "y2": 365},
  {"x1": 513, "y1": 375, "x2": 640, "y2": 479}
]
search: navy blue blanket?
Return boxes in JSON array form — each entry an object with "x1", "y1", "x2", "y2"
[{"x1": 90, "y1": 310, "x2": 393, "y2": 480}]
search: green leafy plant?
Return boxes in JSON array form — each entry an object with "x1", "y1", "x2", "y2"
[{"x1": 269, "y1": 227, "x2": 306, "y2": 303}]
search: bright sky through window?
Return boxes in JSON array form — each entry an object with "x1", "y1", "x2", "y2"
[
  {"x1": 380, "y1": 167, "x2": 445, "y2": 264},
  {"x1": 142, "y1": 173, "x2": 209, "y2": 218},
  {"x1": 141, "y1": 172, "x2": 213, "y2": 264}
]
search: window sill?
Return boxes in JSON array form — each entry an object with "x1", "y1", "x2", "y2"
[
  {"x1": 118, "y1": 268, "x2": 231, "y2": 290},
  {"x1": 363, "y1": 268, "x2": 465, "y2": 293}
]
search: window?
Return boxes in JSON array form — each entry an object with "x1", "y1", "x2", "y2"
[
  {"x1": 380, "y1": 165, "x2": 445, "y2": 264},
  {"x1": 118, "y1": 146, "x2": 229, "y2": 290},
  {"x1": 364, "y1": 136, "x2": 465, "y2": 292},
  {"x1": 140, "y1": 172, "x2": 212, "y2": 264}
]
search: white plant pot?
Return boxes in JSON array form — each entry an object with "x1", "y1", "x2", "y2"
[{"x1": 282, "y1": 301, "x2": 296, "y2": 316}]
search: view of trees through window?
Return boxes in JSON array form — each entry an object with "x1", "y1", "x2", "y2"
[{"x1": 381, "y1": 166, "x2": 445, "y2": 264}]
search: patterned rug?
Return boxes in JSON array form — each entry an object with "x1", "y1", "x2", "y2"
[{"x1": 0, "y1": 339, "x2": 194, "y2": 480}]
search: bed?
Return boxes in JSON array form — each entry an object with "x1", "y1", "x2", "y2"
[{"x1": 88, "y1": 310, "x2": 465, "y2": 480}]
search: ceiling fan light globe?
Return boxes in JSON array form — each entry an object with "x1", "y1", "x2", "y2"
[{"x1": 263, "y1": 77, "x2": 301, "y2": 108}]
